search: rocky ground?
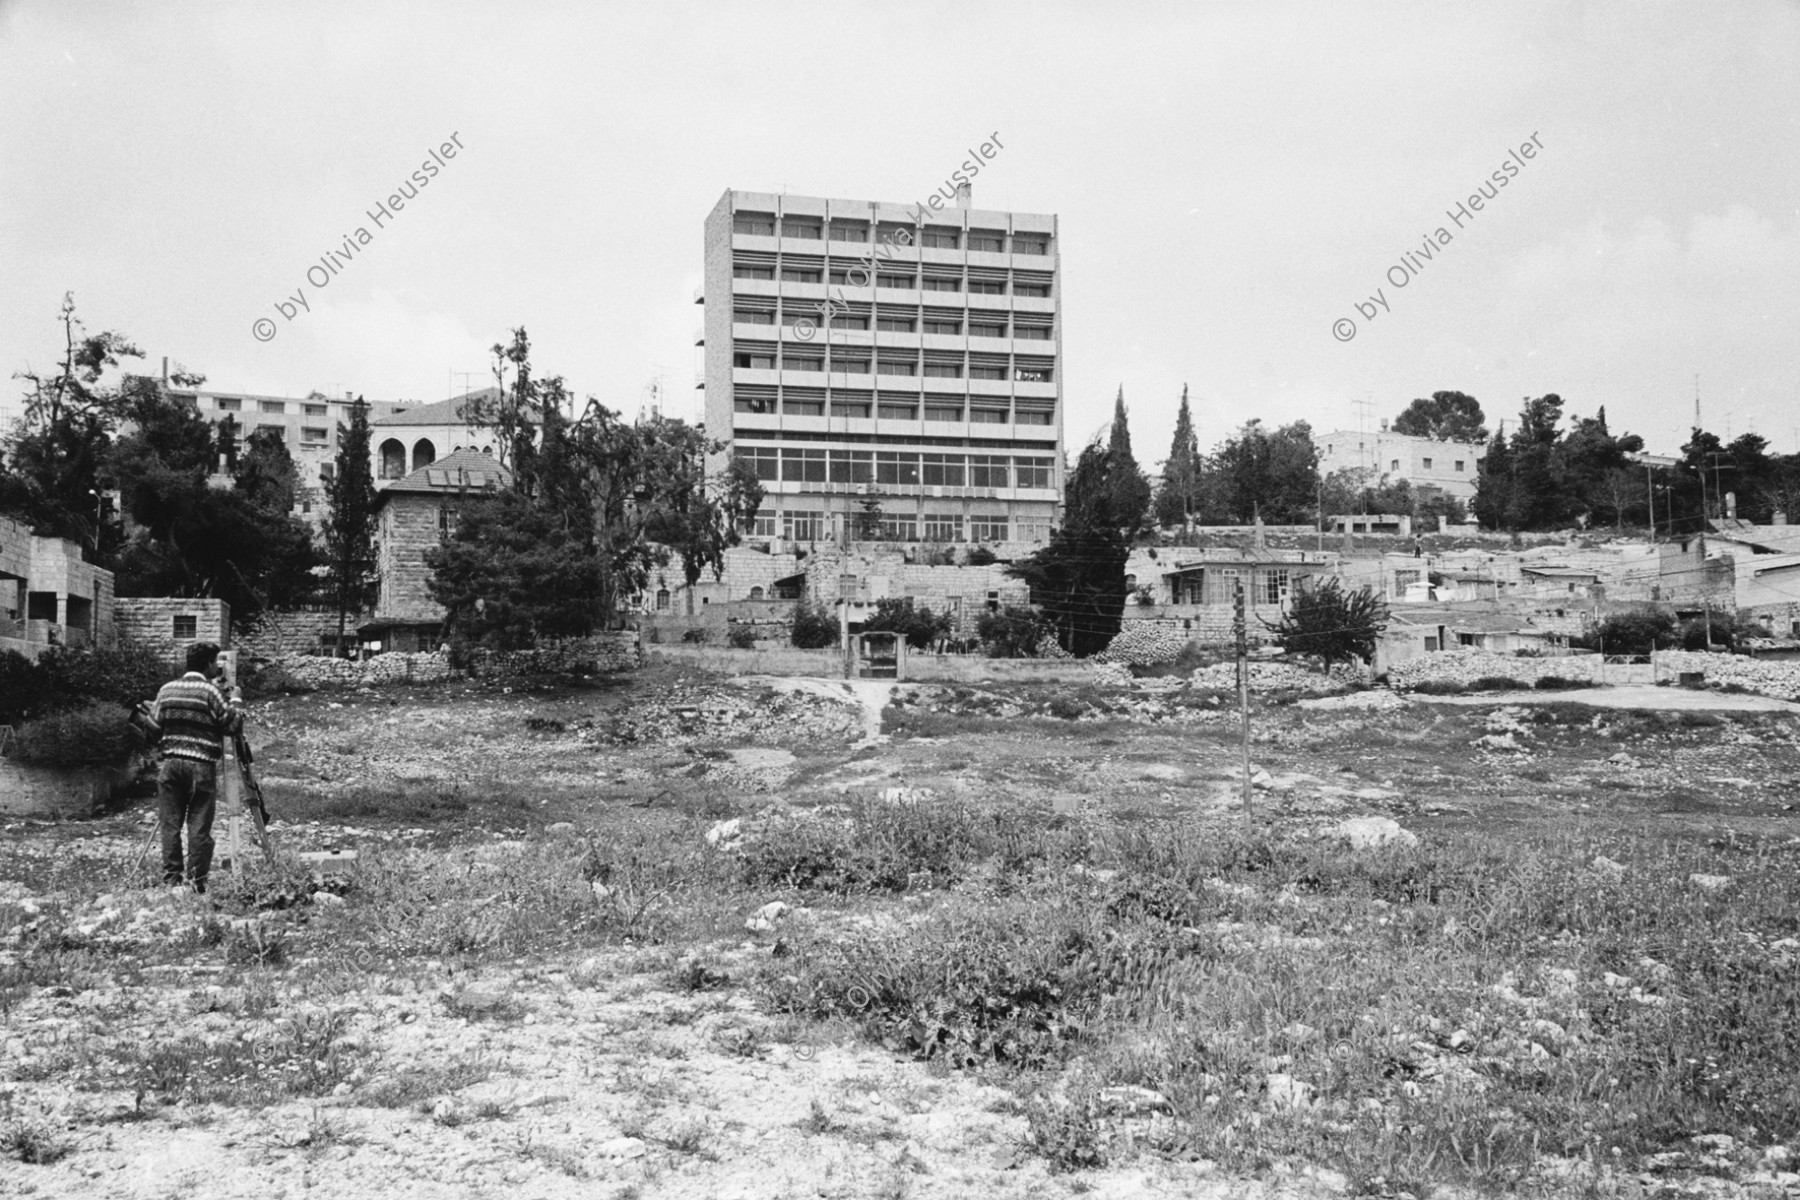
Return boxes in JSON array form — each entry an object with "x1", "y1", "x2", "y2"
[{"x1": 4, "y1": 663, "x2": 1799, "y2": 1198}]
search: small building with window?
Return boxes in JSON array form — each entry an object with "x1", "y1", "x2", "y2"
[{"x1": 363, "y1": 450, "x2": 512, "y2": 653}]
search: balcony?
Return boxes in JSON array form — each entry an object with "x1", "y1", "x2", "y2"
[
  {"x1": 693, "y1": 325, "x2": 705, "y2": 346},
  {"x1": 1009, "y1": 294, "x2": 1057, "y2": 315},
  {"x1": 730, "y1": 233, "x2": 780, "y2": 255},
  {"x1": 692, "y1": 285, "x2": 704, "y2": 305}
]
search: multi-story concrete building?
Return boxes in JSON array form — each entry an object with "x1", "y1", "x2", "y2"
[
  {"x1": 162, "y1": 380, "x2": 411, "y2": 523},
  {"x1": 699, "y1": 187, "x2": 1063, "y2": 549},
  {"x1": 1314, "y1": 424, "x2": 1483, "y2": 500}
]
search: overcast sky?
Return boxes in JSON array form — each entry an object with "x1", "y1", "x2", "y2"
[{"x1": 3, "y1": 1, "x2": 1797, "y2": 462}]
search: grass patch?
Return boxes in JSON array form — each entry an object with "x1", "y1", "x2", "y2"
[{"x1": 763, "y1": 821, "x2": 1800, "y2": 1188}]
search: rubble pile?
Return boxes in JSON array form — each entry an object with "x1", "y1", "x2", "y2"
[
  {"x1": 594, "y1": 684, "x2": 864, "y2": 746},
  {"x1": 1188, "y1": 661, "x2": 1352, "y2": 694},
  {"x1": 895, "y1": 682, "x2": 1232, "y2": 725},
  {"x1": 1092, "y1": 623, "x2": 1195, "y2": 665}
]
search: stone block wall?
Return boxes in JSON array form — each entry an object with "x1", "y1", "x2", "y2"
[
  {"x1": 114, "y1": 598, "x2": 231, "y2": 667},
  {"x1": 241, "y1": 608, "x2": 360, "y2": 656},
  {"x1": 375, "y1": 493, "x2": 447, "y2": 623}
]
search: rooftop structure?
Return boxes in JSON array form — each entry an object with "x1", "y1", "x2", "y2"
[{"x1": 699, "y1": 187, "x2": 1063, "y2": 550}]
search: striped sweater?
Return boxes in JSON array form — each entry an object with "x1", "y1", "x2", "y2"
[{"x1": 152, "y1": 672, "x2": 244, "y2": 763}]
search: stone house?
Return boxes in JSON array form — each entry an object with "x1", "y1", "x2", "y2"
[
  {"x1": 795, "y1": 546, "x2": 1030, "y2": 636},
  {"x1": 1124, "y1": 546, "x2": 1336, "y2": 644},
  {"x1": 364, "y1": 450, "x2": 512, "y2": 652},
  {"x1": 113, "y1": 598, "x2": 231, "y2": 668}
]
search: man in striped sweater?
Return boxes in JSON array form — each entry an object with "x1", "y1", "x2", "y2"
[{"x1": 152, "y1": 642, "x2": 245, "y2": 893}]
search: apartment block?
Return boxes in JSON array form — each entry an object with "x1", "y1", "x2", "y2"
[
  {"x1": 1314, "y1": 425, "x2": 1482, "y2": 500},
  {"x1": 700, "y1": 188, "x2": 1063, "y2": 548},
  {"x1": 161, "y1": 383, "x2": 412, "y2": 523}
]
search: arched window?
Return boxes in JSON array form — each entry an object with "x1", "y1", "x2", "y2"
[
  {"x1": 748, "y1": 586, "x2": 764, "y2": 600},
  {"x1": 412, "y1": 438, "x2": 436, "y2": 472},
  {"x1": 482, "y1": 446, "x2": 494, "y2": 456},
  {"x1": 655, "y1": 589, "x2": 671, "y2": 611},
  {"x1": 378, "y1": 438, "x2": 406, "y2": 480}
]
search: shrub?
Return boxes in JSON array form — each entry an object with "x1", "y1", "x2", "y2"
[
  {"x1": 0, "y1": 642, "x2": 168, "y2": 727},
  {"x1": 1533, "y1": 675, "x2": 1583, "y2": 690},
  {"x1": 1583, "y1": 609, "x2": 1678, "y2": 656},
  {"x1": 964, "y1": 545, "x2": 998, "y2": 566},
  {"x1": 1469, "y1": 675, "x2": 1522, "y2": 691},
  {"x1": 789, "y1": 603, "x2": 839, "y2": 650},
  {"x1": 726, "y1": 624, "x2": 757, "y2": 650},
  {"x1": 1408, "y1": 679, "x2": 1469, "y2": 695},
  {"x1": 6, "y1": 703, "x2": 135, "y2": 767},
  {"x1": 680, "y1": 627, "x2": 710, "y2": 645},
  {"x1": 861, "y1": 597, "x2": 953, "y2": 650},
  {"x1": 1679, "y1": 611, "x2": 1738, "y2": 651},
  {"x1": 978, "y1": 606, "x2": 1053, "y2": 658}
]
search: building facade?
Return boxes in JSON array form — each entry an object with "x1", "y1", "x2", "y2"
[
  {"x1": 366, "y1": 449, "x2": 512, "y2": 651},
  {"x1": 368, "y1": 390, "x2": 503, "y2": 485},
  {"x1": 1314, "y1": 426, "x2": 1483, "y2": 500},
  {"x1": 1, "y1": 516, "x2": 114, "y2": 657},
  {"x1": 700, "y1": 188, "x2": 1063, "y2": 549},
  {"x1": 162, "y1": 383, "x2": 411, "y2": 523}
]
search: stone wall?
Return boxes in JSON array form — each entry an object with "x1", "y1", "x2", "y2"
[
  {"x1": 240, "y1": 608, "x2": 359, "y2": 656},
  {"x1": 260, "y1": 631, "x2": 641, "y2": 690},
  {"x1": 114, "y1": 597, "x2": 231, "y2": 668},
  {"x1": 1387, "y1": 647, "x2": 1800, "y2": 700},
  {"x1": 800, "y1": 548, "x2": 1029, "y2": 634}
]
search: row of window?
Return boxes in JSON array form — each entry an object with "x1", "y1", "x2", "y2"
[
  {"x1": 758, "y1": 509, "x2": 1039, "y2": 543},
  {"x1": 733, "y1": 392, "x2": 1055, "y2": 425},
  {"x1": 732, "y1": 214, "x2": 1050, "y2": 255},
  {"x1": 733, "y1": 309, "x2": 1052, "y2": 338},
  {"x1": 732, "y1": 350, "x2": 1054, "y2": 384},
  {"x1": 1167, "y1": 568, "x2": 1291, "y2": 606},
  {"x1": 736, "y1": 447, "x2": 1055, "y2": 489},
  {"x1": 209, "y1": 397, "x2": 333, "y2": 417},
  {"x1": 735, "y1": 263, "x2": 1051, "y2": 296},
  {"x1": 1326, "y1": 442, "x2": 1469, "y2": 474}
]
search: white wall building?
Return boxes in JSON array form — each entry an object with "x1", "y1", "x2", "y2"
[
  {"x1": 699, "y1": 185, "x2": 1063, "y2": 548},
  {"x1": 1314, "y1": 424, "x2": 1483, "y2": 499}
]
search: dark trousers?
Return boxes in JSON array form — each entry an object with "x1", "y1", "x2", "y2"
[{"x1": 157, "y1": 758, "x2": 217, "y2": 891}]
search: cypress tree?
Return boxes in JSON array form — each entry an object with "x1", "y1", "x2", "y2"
[
  {"x1": 1154, "y1": 384, "x2": 1199, "y2": 527},
  {"x1": 1105, "y1": 386, "x2": 1153, "y2": 538},
  {"x1": 324, "y1": 396, "x2": 379, "y2": 652}
]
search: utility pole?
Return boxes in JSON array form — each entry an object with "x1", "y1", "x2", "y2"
[
  {"x1": 1645, "y1": 463, "x2": 1655, "y2": 540},
  {"x1": 1234, "y1": 578, "x2": 1253, "y2": 834}
]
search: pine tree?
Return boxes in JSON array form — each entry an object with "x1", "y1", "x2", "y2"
[
  {"x1": 1105, "y1": 386, "x2": 1152, "y2": 538},
  {"x1": 1154, "y1": 384, "x2": 1200, "y2": 527},
  {"x1": 324, "y1": 395, "x2": 379, "y2": 652}
]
